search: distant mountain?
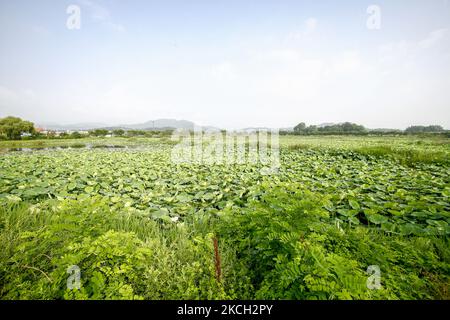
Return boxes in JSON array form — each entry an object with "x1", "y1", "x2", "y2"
[
  {"x1": 279, "y1": 127, "x2": 294, "y2": 132},
  {"x1": 38, "y1": 122, "x2": 108, "y2": 131},
  {"x1": 37, "y1": 120, "x2": 300, "y2": 132},
  {"x1": 122, "y1": 119, "x2": 196, "y2": 130},
  {"x1": 39, "y1": 119, "x2": 204, "y2": 131}
]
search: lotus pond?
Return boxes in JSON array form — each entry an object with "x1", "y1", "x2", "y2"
[{"x1": 0, "y1": 136, "x2": 449, "y2": 299}]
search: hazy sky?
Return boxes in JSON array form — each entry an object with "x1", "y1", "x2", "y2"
[{"x1": 0, "y1": 0, "x2": 449, "y2": 129}]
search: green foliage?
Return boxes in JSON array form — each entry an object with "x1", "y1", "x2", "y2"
[
  {"x1": 0, "y1": 198, "x2": 250, "y2": 299},
  {"x1": 56, "y1": 231, "x2": 153, "y2": 300},
  {"x1": 215, "y1": 183, "x2": 449, "y2": 299},
  {"x1": 355, "y1": 145, "x2": 449, "y2": 166},
  {"x1": 90, "y1": 129, "x2": 109, "y2": 137},
  {"x1": 112, "y1": 129, "x2": 125, "y2": 136},
  {"x1": 405, "y1": 125, "x2": 445, "y2": 133},
  {"x1": 0, "y1": 117, "x2": 35, "y2": 140},
  {"x1": 215, "y1": 184, "x2": 369, "y2": 299},
  {"x1": 293, "y1": 122, "x2": 367, "y2": 135},
  {"x1": 291, "y1": 122, "x2": 447, "y2": 135},
  {"x1": 294, "y1": 122, "x2": 306, "y2": 132},
  {"x1": 70, "y1": 131, "x2": 84, "y2": 139},
  {"x1": 126, "y1": 130, "x2": 144, "y2": 136}
]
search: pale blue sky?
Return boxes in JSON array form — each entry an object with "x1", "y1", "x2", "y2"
[{"x1": 1, "y1": 0, "x2": 449, "y2": 129}]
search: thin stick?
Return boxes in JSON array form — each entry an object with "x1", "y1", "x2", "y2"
[{"x1": 21, "y1": 265, "x2": 53, "y2": 283}]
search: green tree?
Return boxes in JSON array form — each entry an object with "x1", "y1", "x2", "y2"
[
  {"x1": 113, "y1": 129, "x2": 125, "y2": 136},
  {"x1": 70, "y1": 131, "x2": 83, "y2": 139},
  {"x1": 405, "y1": 125, "x2": 445, "y2": 133},
  {"x1": 90, "y1": 129, "x2": 109, "y2": 137},
  {"x1": 127, "y1": 130, "x2": 146, "y2": 137},
  {"x1": 305, "y1": 125, "x2": 318, "y2": 134},
  {"x1": 294, "y1": 122, "x2": 306, "y2": 132},
  {"x1": 0, "y1": 116, "x2": 35, "y2": 140},
  {"x1": 317, "y1": 122, "x2": 366, "y2": 134}
]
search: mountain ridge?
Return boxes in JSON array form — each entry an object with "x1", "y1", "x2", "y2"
[{"x1": 38, "y1": 119, "x2": 198, "y2": 131}]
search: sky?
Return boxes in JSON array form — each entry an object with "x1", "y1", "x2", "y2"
[{"x1": 0, "y1": 0, "x2": 449, "y2": 129}]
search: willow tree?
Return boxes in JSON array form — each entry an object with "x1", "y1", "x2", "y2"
[{"x1": 0, "y1": 116, "x2": 35, "y2": 140}]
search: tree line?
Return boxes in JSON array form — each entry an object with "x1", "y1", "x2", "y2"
[
  {"x1": 404, "y1": 125, "x2": 445, "y2": 133},
  {"x1": 289, "y1": 122, "x2": 447, "y2": 135},
  {"x1": 293, "y1": 122, "x2": 366, "y2": 134},
  {"x1": 0, "y1": 117, "x2": 174, "y2": 140},
  {"x1": 0, "y1": 116, "x2": 448, "y2": 140}
]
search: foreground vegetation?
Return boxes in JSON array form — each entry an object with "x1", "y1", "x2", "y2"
[{"x1": 0, "y1": 135, "x2": 449, "y2": 299}]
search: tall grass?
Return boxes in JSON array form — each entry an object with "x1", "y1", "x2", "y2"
[
  {"x1": 355, "y1": 145, "x2": 449, "y2": 166},
  {"x1": 0, "y1": 198, "x2": 250, "y2": 299}
]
